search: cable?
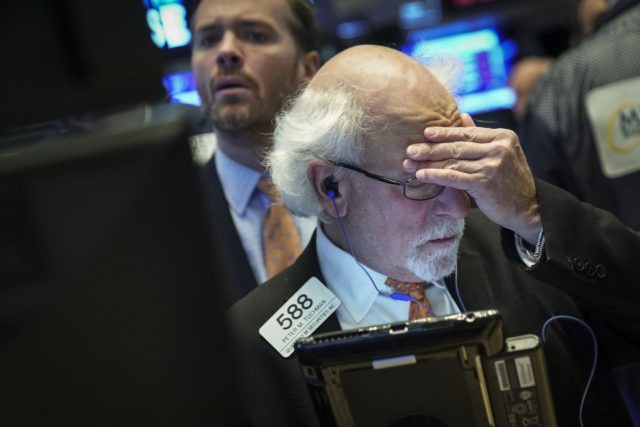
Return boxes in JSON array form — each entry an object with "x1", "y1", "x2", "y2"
[
  {"x1": 541, "y1": 315, "x2": 598, "y2": 427},
  {"x1": 452, "y1": 262, "x2": 466, "y2": 312},
  {"x1": 454, "y1": 272, "x2": 596, "y2": 427},
  {"x1": 328, "y1": 192, "x2": 434, "y2": 315}
]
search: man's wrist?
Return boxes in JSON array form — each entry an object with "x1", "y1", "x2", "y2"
[{"x1": 515, "y1": 226, "x2": 546, "y2": 267}]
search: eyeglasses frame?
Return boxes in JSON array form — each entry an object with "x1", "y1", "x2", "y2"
[{"x1": 329, "y1": 160, "x2": 444, "y2": 201}]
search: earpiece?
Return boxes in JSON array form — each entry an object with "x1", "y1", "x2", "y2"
[{"x1": 323, "y1": 175, "x2": 340, "y2": 199}]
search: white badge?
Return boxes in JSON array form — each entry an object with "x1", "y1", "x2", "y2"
[
  {"x1": 585, "y1": 76, "x2": 640, "y2": 178},
  {"x1": 259, "y1": 277, "x2": 341, "y2": 358}
]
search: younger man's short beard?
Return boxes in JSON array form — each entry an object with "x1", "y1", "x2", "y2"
[{"x1": 208, "y1": 104, "x2": 252, "y2": 133}]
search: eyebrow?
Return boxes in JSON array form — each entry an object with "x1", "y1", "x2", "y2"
[{"x1": 193, "y1": 17, "x2": 275, "y2": 33}]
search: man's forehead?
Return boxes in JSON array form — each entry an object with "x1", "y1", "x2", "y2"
[
  {"x1": 375, "y1": 109, "x2": 457, "y2": 146},
  {"x1": 193, "y1": 0, "x2": 291, "y2": 28},
  {"x1": 363, "y1": 96, "x2": 460, "y2": 170}
]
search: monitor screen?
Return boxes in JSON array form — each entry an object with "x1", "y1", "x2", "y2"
[
  {"x1": 143, "y1": 0, "x2": 192, "y2": 51},
  {"x1": 0, "y1": 104, "x2": 239, "y2": 426},
  {"x1": 163, "y1": 69, "x2": 201, "y2": 106},
  {"x1": 402, "y1": 25, "x2": 517, "y2": 115},
  {"x1": 146, "y1": 0, "x2": 202, "y2": 107}
]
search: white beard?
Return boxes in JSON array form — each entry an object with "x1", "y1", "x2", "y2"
[{"x1": 403, "y1": 218, "x2": 465, "y2": 282}]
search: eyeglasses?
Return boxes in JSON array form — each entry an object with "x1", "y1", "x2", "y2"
[{"x1": 331, "y1": 161, "x2": 445, "y2": 201}]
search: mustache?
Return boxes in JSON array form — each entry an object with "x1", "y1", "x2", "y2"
[
  {"x1": 209, "y1": 71, "x2": 257, "y2": 92},
  {"x1": 414, "y1": 218, "x2": 465, "y2": 246}
]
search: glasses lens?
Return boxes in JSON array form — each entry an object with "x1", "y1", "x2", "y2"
[{"x1": 403, "y1": 178, "x2": 445, "y2": 201}]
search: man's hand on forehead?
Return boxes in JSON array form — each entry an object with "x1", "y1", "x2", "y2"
[{"x1": 402, "y1": 113, "x2": 542, "y2": 244}]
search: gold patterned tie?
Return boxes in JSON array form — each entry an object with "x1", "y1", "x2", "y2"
[
  {"x1": 384, "y1": 277, "x2": 433, "y2": 320},
  {"x1": 258, "y1": 178, "x2": 303, "y2": 279}
]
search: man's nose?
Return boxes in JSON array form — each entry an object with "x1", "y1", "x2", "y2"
[
  {"x1": 216, "y1": 32, "x2": 243, "y2": 69},
  {"x1": 430, "y1": 187, "x2": 470, "y2": 219}
]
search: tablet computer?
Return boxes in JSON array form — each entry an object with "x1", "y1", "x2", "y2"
[{"x1": 295, "y1": 310, "x2": 556, "y2": 427}]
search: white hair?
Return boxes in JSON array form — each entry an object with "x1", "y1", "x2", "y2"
[{"x1": 267, "y1": 83, "x2": 371, "y2": 221}]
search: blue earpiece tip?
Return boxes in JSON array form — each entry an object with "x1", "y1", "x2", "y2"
[
  {"x1": 328, "y1": 190, "x2": 335, "y2": 200},
  {"x1": 389, "y1": 293, "x2": 412, "y2": 302}
]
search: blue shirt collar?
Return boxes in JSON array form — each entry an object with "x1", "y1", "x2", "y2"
[{"x1": 215, "y1": 149, "x2": 264, "y2": 216}]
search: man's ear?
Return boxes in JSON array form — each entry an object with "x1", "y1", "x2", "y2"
[
  {"x1": 299, "y1": 50, "x2": 320, "y2": 83},
  {"x1": 308, "y1": 159, "x2": 347, "y2": 218}
]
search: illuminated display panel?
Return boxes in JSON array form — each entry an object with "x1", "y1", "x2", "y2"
[
  {"x1": 142, "y1": 0, "x2": 200, "y2": 105},
  {"x1": 163, "y1": 71, "x2": 200, "y2": 106},
  {"x1": 143, "y1": 0, "x2": 191, "y2": 50},
  {"x1": 402, "y1": 26, "x2": 516, "y2": 114}
]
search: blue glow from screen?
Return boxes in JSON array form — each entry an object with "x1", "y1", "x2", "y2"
[
  {"x1": 163, "y1": 71, "x2": 201, "y2": 106},
  {"x1": 336, "y1": 21, "x2": 368, "y2": 40},
  {"x1": 144, "y1": 0, "x2": 191, "y2": 49},
  {"x1": 398, "y1": 0, "x2": 442, "y2": 30},
  {"x1": 402, "y1": 26, "x2": 516, "y2": 114}
]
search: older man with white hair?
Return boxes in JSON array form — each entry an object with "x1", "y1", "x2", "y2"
[{"x1": 229, "y1": 44, "x2": 640, "y2": 427}]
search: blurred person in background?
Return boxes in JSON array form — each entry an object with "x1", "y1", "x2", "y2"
[
  {"x1": 508, "y1": 0, "x2": 613, "y2": 124},
  {"x1": 518, "y1": 0, "x2": 640, "y2": 231},
  {"x1": 508, "y1": 56, "x2": 553, "y2": 121}
]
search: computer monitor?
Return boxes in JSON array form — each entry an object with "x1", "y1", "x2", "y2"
[
  {"x1": 401, "y1": 25, "x2": 517, "y2": 115},
  {"x1": 0, "y1": 105, "x2": 239, "y2": 426}
]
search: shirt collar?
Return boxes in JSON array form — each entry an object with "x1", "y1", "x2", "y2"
[
  {"x1": 316, "y1": 225, "x2": 387, "y2": 324},
  {"x1": 215, "y1": 149, "x2": 263, "y2": 216}
]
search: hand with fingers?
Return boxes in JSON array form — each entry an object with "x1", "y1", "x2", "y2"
[{"x1": 403, "y1": 113, "x2": 542, "y2": 244}]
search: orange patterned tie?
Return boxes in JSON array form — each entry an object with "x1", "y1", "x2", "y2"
[
  {"x1": 258, "y1": 178, "x2": 303, "y2": 279},
  {"x1": 385, "y1": 277, "x2": 433, "y2": 320}
]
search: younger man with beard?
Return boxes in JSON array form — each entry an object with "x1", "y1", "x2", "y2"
[
  {"x1": 190, "y1": 0, "x2": 320, "y2": 303},
  {"x1": 229, "y1": 45, "x2": 640, "y2": 426}
]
